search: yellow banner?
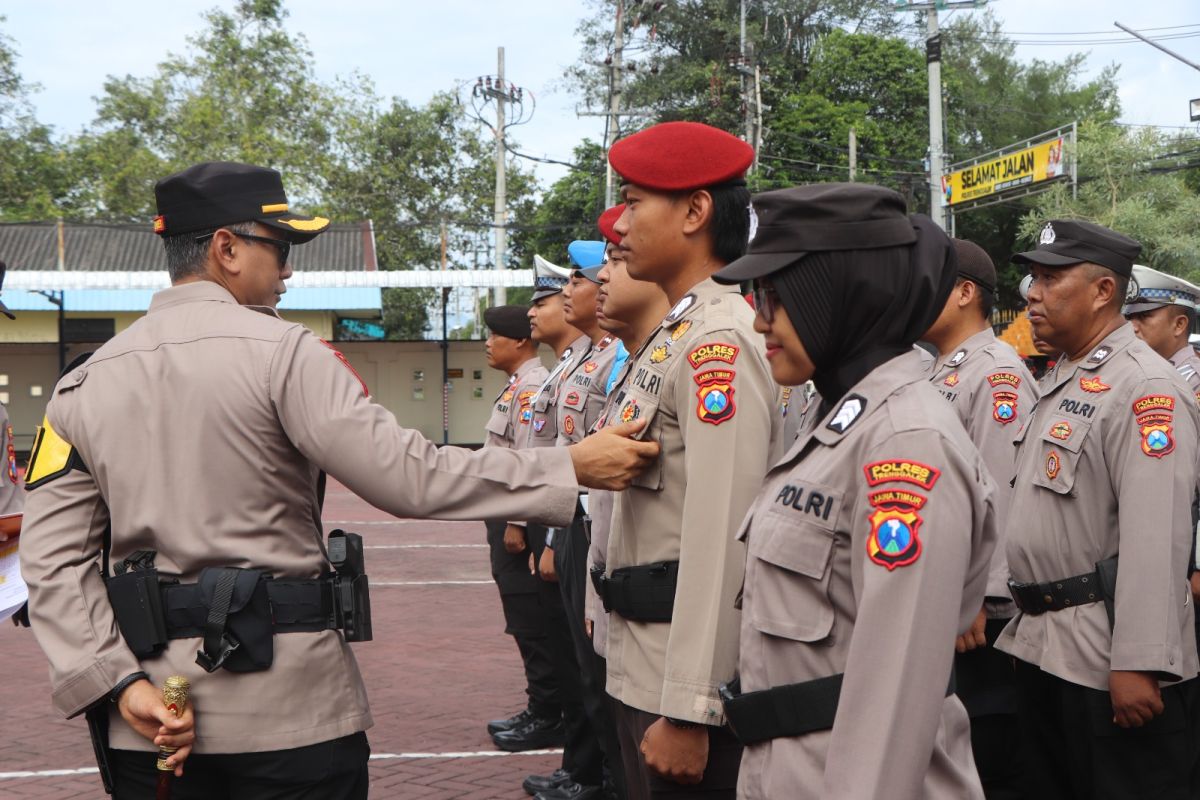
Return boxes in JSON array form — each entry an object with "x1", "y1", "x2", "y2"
[{"x1": 942, "y1": 136, "x2": 1066, "y2": 206}]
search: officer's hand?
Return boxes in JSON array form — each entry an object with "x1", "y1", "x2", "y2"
[
  {"x1": 1190, "y1": 572, "x2": 1200, "y2": 604},
  {"x1": 117, "y1": 679, "x2": 195, "y2": 776},
  {"x1": 503, "y1": 524, "x2": 527, "y2": 554},
  {"x1": 568, "y1": 420, "x2": 660, "y2": 491},
  {"x1": 1109, "y1": 670, "x2": 1164, "y2": 728},
  {"x1": 585, "y1": 618, "x2": 593, "y2": 639},
  {"x1": 955, "y1": 607, "x2": 988, "y2": 653},
  {"x1": 641, "y1": 717, "x2": 708, "y2": 785},
  {"x1": 538, "y1": 547, "x2": 558, "y2": 582}
]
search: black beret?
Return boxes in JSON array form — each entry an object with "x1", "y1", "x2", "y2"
[
  {"x1": 484, "y1": 305, "x2": 532, "y2": 340},
  {"x1": 1011, "y1": 219, "x2": 1140, "y2": 279},
  {"x1": 154, "y1": 161, "x2": 330, "y2": 243},
  {"x1": 714, "y1": 183, "x2": 916, "y2": 283}
]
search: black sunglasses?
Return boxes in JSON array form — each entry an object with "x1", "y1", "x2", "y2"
[
  {"x1": 196, "y1": 230, "x2": 291, "y2": 266},
  {"x1": 751, "y1": 281, "x2": 781, "y2": 324}
]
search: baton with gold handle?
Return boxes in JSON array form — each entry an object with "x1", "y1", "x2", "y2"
[{"x1": 155, "y1": 675, "x2": 190, "y2": 800}]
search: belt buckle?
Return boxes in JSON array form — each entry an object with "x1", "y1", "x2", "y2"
[{"x1": 195, "y1": 633, "x2": 241, "y2": 673}]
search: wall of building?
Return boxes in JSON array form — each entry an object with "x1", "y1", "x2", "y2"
[
  {"x1": 0, "y1": 309, "x2": 334, "y2": 344},
  {"x1": 0, "y1": 339, "x2": 557, "y2": 455}
]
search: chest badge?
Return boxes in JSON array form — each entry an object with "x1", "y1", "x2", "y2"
[
  {"x1": 650, "y1": 345, "x2": 670, "y2": 364},
  {"x1": 1079, "y1": 375, "x2": 1110, "y2": 393},
  {"x1": 583, "y1": 361, "x2": 599, "y2": 373},
  {"x1": 1049, "y1": 421, "x2": 1072, "y2": 440},
  {"x1": 563, "y1": 416, "x2": 576, "y2": 436},
  {"x1": 671, "y1": 320, "x2": 692, "y2": 341},
  {"x1": 943, "y1": 372, "x2": 959, "y2": 387},
  {"x1": 565, "y1": 390, "x2": 581, "y2": 406},
  {"x1": 1045, "y1": 450, "x2": 1061, "y2": 480},
  {"x1": 620, "y1": 399, "x2": 641, "y2": 423}
]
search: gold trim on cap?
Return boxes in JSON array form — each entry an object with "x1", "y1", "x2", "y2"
[
  {"x1": 278, "y1": 216, "x2": 330, "y2": 232},
  {"x1": 261, "y1": 203, "x2": 289, "y2": 214}
]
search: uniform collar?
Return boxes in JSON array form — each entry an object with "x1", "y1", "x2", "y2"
[
  {"x1": 658, "y1": 277, "x2": 739, "y2": 331},
  {"x1": 799, "y1": 349, "x2": 927, "y2": 451},
  {"x1": 934, "y1": 327, "x2": 995, "y2": 371},
  {"x1": 513, "y1": 356, "x2": 542, "y2": 382},
  {"x1": 1044, "y1": 322, "x2": 1135, "y2": 393},
  {"x1": 1169, "y1": 343, "x2": 1195, "y2": 368},
  {"x1": 147, "y1": 280, "x2": 279, "y2": 318}
]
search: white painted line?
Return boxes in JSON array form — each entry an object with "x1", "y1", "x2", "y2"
[
  {"x1": 365, "y1": 544, "x2": 487, "y2": 550},
  {"x1": 373, "y1": 580, "x2": 493, "y2": 586},
  {"x1": 369, "y1": 749, "x2": 564, "y2": 761},
  {"x1": 322, "y1": 520, "x2": 427, "y2": 526},
  {"x1": 0, "y1": 750, "x2": 565, "y2": 780}
]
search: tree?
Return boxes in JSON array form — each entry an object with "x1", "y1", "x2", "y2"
[
  {"x1": 1021, "y1": 122, "x2": 1200, "y2": 279},
  {"x1": 508, "y1": 140, "x2": 608, "y2": 269}
]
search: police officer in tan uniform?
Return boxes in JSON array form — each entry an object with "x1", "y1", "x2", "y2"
[
  {"x1": 18, "y1": 162, "x2": 658, "y2": 798},
  {"x1": 921, "y1": 238, "x2": 1038, "y2": 798},
  {"x1": 1125, "y1": 264, "x2": 1200, "y2": 398},
  {"x1": 481, "y1": 305, "x2": 566, "y2": 748},
  {"x1": 997, "y1": 220, "x2": 1200, "y2": 799},
  {"x1": 525, "y1": 240, "x2": 625, "y2": 800},
  {"x1": 594, "y1": 122, "x2": 779, "y2": 798},
  {"x1": 0, "y1": 261, "x2": 22, "y2": 524},
  {"x1": 713, "y1": 183, "x2": 995, "y2": 800}
]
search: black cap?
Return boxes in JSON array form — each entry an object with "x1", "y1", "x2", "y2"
[
  {"x1": 153, "y1": 161, "x2": 330, "y2": 243},
  {"x1": 484, "y1": 305, "x2": 533, "y2": 340},
  {"x1": 0, "y1": 259, "x2": 12, "y2": 320},
  {"x1": 1011, "y1": 219, "x2": 1140, "y2": 278},
  {"x1": 952, "y1": 239, "x2": 996, "y2": 293},
  {"x1": 713, "y1": 183, "x2": 917, "y2": 283}
]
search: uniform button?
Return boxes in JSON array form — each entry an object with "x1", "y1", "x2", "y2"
[{"x1": 1043, "y1": 594, "x2": 1053, "y2": 604}]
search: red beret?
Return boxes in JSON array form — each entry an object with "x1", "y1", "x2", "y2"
[
  {"x1": 609, "y1": 122, "x2": 753, "y2": 191},
  {"x1": 598, "y1": 204, "x2": 625, "y2": 245}
]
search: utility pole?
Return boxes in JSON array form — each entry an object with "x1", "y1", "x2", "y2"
[
  {"x1": 604, "y1": 1, "x2": 625, "y2": 209},
  {"x1": 899, "y1": 0, "x2": 983, "y2": 229},
  {"x1": 849, "y1": 128, "x2": 857, "y2": 182},
  {"x1": 492, "y1": 47, "x2": 507, "y2": 305},
  {"x1": 740, "y1": 0, "x2": 751, "y2": 144}
]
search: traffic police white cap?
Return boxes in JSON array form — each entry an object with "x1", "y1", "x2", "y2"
[
  {"x1": 531, "y1": 254, "x2": 572, "y2": 301},
  {"x1": 1123, "y1": 264, "x2": 1200, "y2": 316}
]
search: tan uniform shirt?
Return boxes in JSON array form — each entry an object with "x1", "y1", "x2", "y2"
[
  {"x1": 737, "y1": 350, "x2": 995, "y2": 800},
  {"x1": 556, "y1": 334, "x2": 619, "y2": 446},
  {"x1": 1169, "y1": 343, "x2": 1200, "y2": 399},
  {"x1": 602, "y1": 278, "x2": 780, "y2": 723},
  {"x1": 996, "y1": 324, "x2": 1200, "y2": 691},
  {"x1": 19, "y1": 282, "x2": 580, "y2": 753},
  {"x1": 523, "y1": 334, "x2": 590, "y2": 450},
  {"x1": 484, "y1": 357, "x2": 547, "y2": 450},
  {"x1": 0, "y1": 402, "x2": 22, "y2": 516},
  {"x1": 929, "y1": 328, "x2": 1039, "y2": 614}
]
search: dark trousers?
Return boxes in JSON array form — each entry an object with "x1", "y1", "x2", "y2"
[
  {"x1": 614, "y1": 701, "x2": 741, "y2": 800},
  {"x1": 487, "y1": 519, "x2": 561, "y2": 718},
  {"x1": 1013, "y1": 660, "x2": 1199, "y2": 799},
  {"x1": 555, "y1": 514, "x2": 626, "y2": 793},
  {"x1": 109, "y1": 732, "x2": 369, "y2": 799},
  {"x1": 954, "y1": 617, "x2": 1021, "y2": 800},
  {"x1": 536, "y1": 522, "x2": 593, "y2": 779}
]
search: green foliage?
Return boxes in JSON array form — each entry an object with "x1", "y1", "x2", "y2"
[
  {"x1": 508, "y1": 140, "x2": 608, "y2": 269},
  {"x1": 1022, "y1": 122, "x2": 1200, "y2": 280}
]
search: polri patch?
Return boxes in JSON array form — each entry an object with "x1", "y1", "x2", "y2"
[
  {"x1": 5, "y1": 423, "x2": 16, "y2": 484},
  {"x1": 992, "y1": 391, "x2": 1018, "y2": 424},
  {"x1": 864, "y1": 460, "x2": 941, "y2": 490},
  {"x1": 1045, "y1": 450, "x2": 1061, "y2": 480},
  {"x1": 520, "y1": 408, "x2": 533, "y2": 424},
  {"x1": 320, "y1": 340, "x2": 369, "y2": 396},
  {"x1": 688, "y1": 343, "x2": 740, "y2": 369},
  {"x1": 1049, "y1": 421, "x2": 1072, "y2": 440},
  {"x1": 565, "y1": 391, "x2": 581, "y2": 406},
  {"x1": 1140, "y1": 418, "x2": 1175, "y2": 458},
  {"x1": 866, "y1": 504, "x2": 923, "y2": 570},
  {"x1": 943, "y1": 373, "x2": 960, "y2": 387},
  {"x1": 1079, "y1": 375, "x2": 1110, "y2": 393},
  {"x1": 563, "y1": 416, "x2": 576, "y2": 436},
  {"x1": 583, "y1": 361, "x2": 599, "y2": 374},
  {"x1": 518, "y1": 390, "x2": 537, "y2": 408},
  {"x1": 670, "y1": 320, "x2": 692, "y2": 341},
  {"x1": 620, "y1": 399, "x2": 641, "y2": 423},
  {"x1": 650, "y1": 345, "x2": 670, "y2": 364},
  {"x1": 987, "y1": 372, "x2": 1021, "y2": 388},
  {"x1": 1133, "y1": 395, "x2": 1175, "y2": 415},
  {"x1": 694, "y1": 369, "x2": 736, "y2": 426}
]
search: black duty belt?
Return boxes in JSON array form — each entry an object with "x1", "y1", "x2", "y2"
[
  {"x1": 161, "y1": 578, "x2": 337, "y2": 639},
  {"x1": 1007, "y1": 570, "x2": 1103, "y2": 616},
  {"x1": 719, "y1": 671, "x2": 956, "y2": 746},
  {"x1": 590, "y1": 560, "x2": 678, "y2": 622}
]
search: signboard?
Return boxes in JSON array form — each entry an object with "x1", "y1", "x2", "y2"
[{"x1": 942, "y1": 125, "x2": 1074, "y2": 210}]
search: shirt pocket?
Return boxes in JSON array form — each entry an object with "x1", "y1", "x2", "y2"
[
  {"x1": 1030, "y1": 416, "x2": 1091, "y2": 496},
  {"x1": 746, "y1": 510, "x2": 837, "y2": 642},
  {"x1": 530, "y1": 394, "x2": 557, "y2": 443},
  {"x1": 614, "y1": 389, "x2": 664, "y2": 491},
  {"x1": 485, "y1": 411, "x2": 510, "y2": 440}
]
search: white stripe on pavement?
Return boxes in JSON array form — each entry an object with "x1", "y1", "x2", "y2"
[
  {"x1": 0, "y1": 750, "x2": 564, "y2": 780},
  {"x1": 365, "y1": 544, "x2": 487, "y2": 549},
  {"x1": 373, "y1": 580, "x2": 494, "y2": 586}
]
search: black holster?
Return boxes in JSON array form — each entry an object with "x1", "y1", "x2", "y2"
[
  {"x1": 1095, "y1": 555, "x2": 1119, "y2": 632},
  {"x1": 590, "y1": 560, "x2": 678, "y2": 622},
  {"x1": 191, "y1": 566, "x2": 273, "y2": 673},
  {"x1": 84, "y1": 703, "x2": 114, "y2": 794},
  {"x1": 105, "y1": 550, "x2": 168, "y2": 658}
]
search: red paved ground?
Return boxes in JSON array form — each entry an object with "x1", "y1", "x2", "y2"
[{"x1": 0, "y1": 480, "x2": 561, "y2": 798}]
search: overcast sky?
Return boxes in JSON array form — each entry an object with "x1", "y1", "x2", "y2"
[{"x1": 4, "y1": 0, "x2": 1198, "y2": 190}]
